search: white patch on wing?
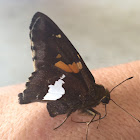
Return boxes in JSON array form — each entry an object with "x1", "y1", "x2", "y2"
[{"x1": 42, "y1": 74, "x2": 66, "y2": 100}]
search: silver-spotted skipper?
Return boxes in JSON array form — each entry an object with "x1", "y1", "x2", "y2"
[{"x1": 18, "y1": 12, "x2": 139, "y2": 139}]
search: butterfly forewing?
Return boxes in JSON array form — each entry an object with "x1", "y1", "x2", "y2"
[{"x1": 30, "y1": 12, "x2": 95, "y2": 84}]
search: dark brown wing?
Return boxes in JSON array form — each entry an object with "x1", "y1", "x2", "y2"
[
  {"x1": 30, "y1": 12, "x2": 95, "y2": 87},
  {"x1": 18, "y1": 12, "x2": 96, "y2": 116}
]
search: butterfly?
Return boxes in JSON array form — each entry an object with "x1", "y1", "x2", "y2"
[{"x1": 18, "y1": 12, "x2": 136, "y2": 139}]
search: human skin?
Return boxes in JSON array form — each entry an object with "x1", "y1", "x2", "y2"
[{"x1": 0, "y1": 61, "x2": 140, "y2": 140}]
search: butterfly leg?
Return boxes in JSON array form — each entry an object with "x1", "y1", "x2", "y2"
[
  {"x1": 54, "y1": 110, "x2": 73, "y2": 130},
  {"x1": 86, "y1": 108, "x2": 101, "y2": 125},
  {"x1": 85, "y1": 109, "x2": 96, "y2": 140},
  {"x1": 92, "y1": 104, "x2": 107, "y2": 123},
  {"x1": 85, "y1": 108, "x2": 101, "y2": 140},
  {"x1": 72, "y1": 104, "x2": 107, "y2": 124}
]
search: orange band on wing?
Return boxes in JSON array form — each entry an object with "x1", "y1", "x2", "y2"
[
  {"x1": 55, "y1": 61, "x2": 82, "y2": 73},
  {"x1": 55, "y1": 61, "x2": 72, "y2": 72},
  {"x1": 69, "y1": 62, "x2": 79, "y2": 73},
  {"x1": 76, "y1": 62, "x2": 82, "y2": 70},
  {"x1": 56, "y1": 54, "x2": 62, "y2": 58}
]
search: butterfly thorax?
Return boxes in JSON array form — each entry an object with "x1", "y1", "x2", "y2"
[{"x1": 80, "y1": 84, "x2": 110, "y2": 110}]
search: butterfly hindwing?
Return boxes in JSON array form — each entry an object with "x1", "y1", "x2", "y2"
[
  {"x1": 18, "y1": 67, "x2": 62, "y2": 103},
  {"x1": 19, "y1": 67, "x2": 88, "y2": 117}
]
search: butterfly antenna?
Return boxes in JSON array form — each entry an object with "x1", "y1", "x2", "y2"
[
  {"x1": 109, "y1": 76, "x2": 140, "y2": 122},
  {"x1": 111, "y1": 99, "x2": 140, "y2": 123},
  {"x1": 109, "y1": 76, "x2": 133, "y2": 94}
]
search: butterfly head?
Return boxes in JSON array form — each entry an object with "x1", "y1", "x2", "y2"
[{"x1": 100, "y1": 89, "x2": 110, "y2": 105}]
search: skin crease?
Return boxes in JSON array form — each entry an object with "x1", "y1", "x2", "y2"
[{"x1": 0, "y1": 61, "x2": 140, "y2": 140}]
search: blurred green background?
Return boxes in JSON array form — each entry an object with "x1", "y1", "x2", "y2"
[{"x1": 0, "y1": 0, "x2": 140, "y2": 87}]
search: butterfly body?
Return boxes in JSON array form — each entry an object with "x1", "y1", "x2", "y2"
[{"x1": 18, "y1": 12, "x2": 110, "y2": 120}]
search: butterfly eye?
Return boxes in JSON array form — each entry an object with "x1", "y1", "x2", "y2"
[{"x1": 101, "y1": 95, "x2": 110, "y2": 104}]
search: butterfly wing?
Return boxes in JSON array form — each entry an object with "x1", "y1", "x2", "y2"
[
  {"x1": 18, "y1": 12, "x2": 96, "y2": 116},
  {"x1": 30, "y1": 12, "x2": 95, "y2": 84}
]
